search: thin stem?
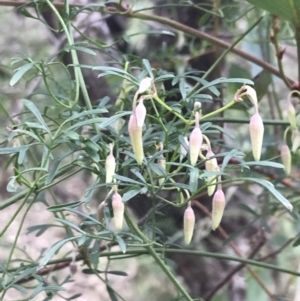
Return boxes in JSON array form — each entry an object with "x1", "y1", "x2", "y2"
[
  {"x1": 296, "y1": 27, "x2": 300, "y2": 84},
  {"x1": 271, "y1": 17, "x2": 292, "y2": 89},
  {"x1": 192, "y1": 201, "x2": 275, "y2": 300},
  {"x1": 124, "y1": 211, "x2": 194, "y2": 301}
]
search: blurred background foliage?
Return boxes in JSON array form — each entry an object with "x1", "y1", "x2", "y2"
[{"x1": 0, "y1": 1, "x2": 300, "y2": 301}]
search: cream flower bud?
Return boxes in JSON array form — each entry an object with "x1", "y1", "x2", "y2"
[
  {"x1": 105, "y1": 144, "x2": 116, "y2": 183},
  {"x1": 112, "y1": 192, "x2": 124, "y2": 230},
  {"x1": 292, "y1": 130, "x2": 300, "y2": 152},
  {"x1": 249, "y1": 112, "x2": 264, "y2": 161},
  {"x1": 205, "y1": 150, "x2": 218, "y2": 196},
  {"x1": 236, "y1": 85, "x2": 258, "y2": 110},
  {"x1": 158, "y1": 156, "x2": 166, "y2": 185},
  {"x1": 287, "y1": 101, "x2": 297, "y2": 129},
  {"x1": 194, "y1": 102, "x2": 201, "y2": 110},
  {"x1": 128, "y1": 113, "x2": 144, "y2": 165},
  {"x1": 281, "y1": 144, "x2": 291, "y2": 176},
  {"x1": 189, "y1": 126, "x2": 203, "y2": 166},
  {"x1": 212, "y1": 187, "x2": 226, "y2": 230},
  {"x1": 136, "y1": 98, "x2": 147, "y2": 127},
  {"x1": 183, "y1": 202, "x2": 195, "y2": 244},
  {"x1": 138, "y1": 77, "x2": 152, "y2": 94}
]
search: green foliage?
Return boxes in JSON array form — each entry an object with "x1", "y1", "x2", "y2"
[{"x1": 0, "y1": 1, "x2": 300, "y2": 301}]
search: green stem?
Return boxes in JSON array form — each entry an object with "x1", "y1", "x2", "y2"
[
  {"x1": 124, "y1": 212, "x2": 194, "y2": 301},
  {"x1": 296, "y1": 27, "x2": 300, "y2": 84},
  {"x1": 7, "y1": 248, "x2": 300, "y2": 278},
  {"x1": 46, "y1": 0, "x2": 99, "y2": 133},
  {"x1": 201, "y1": 100, "x2": 235, "y2": 120}
]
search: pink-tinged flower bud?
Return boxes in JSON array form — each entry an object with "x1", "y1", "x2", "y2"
[
  {"x1": 135, "y1": 98, "x2": 147, "y2": 128},
  {"x1": 138, "y1": 77, "x2": 152, "y2": 94},
  {"x1": 128, "y1": 113, "x2": 144, "y2": 165},
  {"x1": 212, "y1": 187, "x2": 226, "y2": 230},
  {"x1": 183, "y1": 202, "x2": 195, "y2": 244},
  {"x1": 112, "y1": 192, "x2": 124, "y2": 230},
  {"x1": 287, "y1": 101, "x2": 297, "y2": 129},
  {"x1": 205, "y1": 150, "x2": 218, "y2": 196},
  {"x1": 292, "y1": 130, "x2": 300, "y2": 153},
  {"x1": 249, "y1": 112, "x2": 264, "y2": 161},
  {"x1": 189, "y1": 126, "x2": 203, "y2": 166},
  {"x1": 105, "y1": 144, "x2": 116, "y2": 183},
  {"x1": 281, "y1": 144, "x2": 291, "y2": 175}
]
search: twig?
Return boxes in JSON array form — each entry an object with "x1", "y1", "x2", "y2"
[
  {"x1": 192, "y1": 201, "x2": 276, "y2": 300},
  {"x1": 204, "y1": 230, "x2": 266, "y2": 300},
  {"x1": 0, "y1": 0, "x2": 296, "y2": 85}
]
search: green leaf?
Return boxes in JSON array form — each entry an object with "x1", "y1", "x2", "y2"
[
  {"x1": 122, "y1": 189, "x2": 142, "y2": 202},
  {"x1": 142, "y1": 58, "x2": 154, "y2": 79},
  {"x1": 22, "y1": 99, "x2": 50, "y2": 133},
  {"x1": 115, "y1": 235, "x2": 126, "y2": 253},
  {"x1": 10, "y1": 63, "x2": 34, "y2": 86},
  {"x1": 47, "y1": 201, "x2": 82, "y2": 212},
  {"x1": 243, "y1": 161, "x2": 284, "y2": 169},
  {"x1": 39, "y1": 236, "x2": 78, "y2": 266},
  {"x1": 239, "y1": 177, "x2": 293, "y2": 211},
  {"x1": 245, "y1": 0, "x2": 300, "y2": 26},
  {"x1": 54, "y1": 218, "x2": 86, "y2": 234}
]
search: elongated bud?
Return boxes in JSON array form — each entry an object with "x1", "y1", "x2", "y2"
[
  {"x1": 183, "y1": 202, "x2": 195, "y2": 244},
  {"x1": 292, "y1": 130, "x2": 300, "y2": 152},
  {"x1": 136, "y1": 98, "x2": 147, "y2": 127},
  {"x1": 138, "y1": 77, "x2": 152, "y2": 94},
  {"x1": 128, "y1": 113, "x2": 144, "y2": 165},
  {"x1": 212, "y1": 187, "x2": 226, "y2": 230},
  {"x1": 112, "y1": 192, "x2": 124, "y2": 230},
  {"x1": 105, "y1": 144, "x2": 116, "y2": 183},
  {"x1": 249, "y1": 112, "x2": 264, "y2": 161},
  {"x1": 281, "y1": 144, "x2": 291, "y2": 176},
  {"x1": 235, "y1": 85, "x2": 258, "y2": 111},
  {"x1": 189, "y1": 127, "x2": 203, "y2": 166},
  {"x1": 205, "y1": 150, "x2": 218, "y2": 196},
  {"x1": 287, "y1": 101, "x2": 297, "y2": 129}
]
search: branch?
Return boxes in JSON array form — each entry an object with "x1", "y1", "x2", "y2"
[
  {"x1": 0, "y1": 1, "x2": 296, "y2": 85},
  {"x1": 192, "y1": 201, "x2": 276, "y2": 300}
]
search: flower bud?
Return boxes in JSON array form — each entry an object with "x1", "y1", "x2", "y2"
[
  {"x1": 138, "y1": 77, "x2": 152, "y2": 94},
  {"x1": 281, "y1": 144, "x2": 291, "y2": 175},
  {"x1": 292, "y1": 130, "x2": 300, "y2": 152},
  {"x1": 249, "y1": 112, "x2": 264, "y2": 161},
  {"x1": 183, "y1": 202, "x2": 195, "y2": 244},
  {"x1": 189, "y1": 126, "x2": 203, "y2": 166},
  {"x1": 128, "y1": 113, "x2": 144, "y2": 165},
  {"x1": 287, "y1": 101, "x2": 297, "y2": 129},
  {"x1": 112, "y1": 192, "x2": 124, "y2": 230},
  {"x1": 194, "y1": 102, "x2": 201, "y2": 110},
  {"x1": 212, "y1": 187, "x2": 226, "y2": 230},
  {"x1": 135, "y1": 98, "x2": 147, "y2": 128},
  {"x1": 205, "y1": 150, "x2": 218, "y2": 196},
  {"x1": 236, "y1": 85, "x2": 258, "y2": 110},
  {"x1": 105, "y1": 144, "x2": 116, "y2": 183},
  {"x1": 158, "y1": 156, "x2": 166, "y2": 185}
]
